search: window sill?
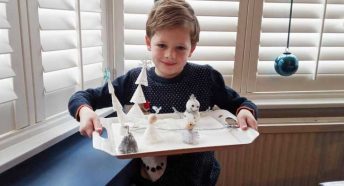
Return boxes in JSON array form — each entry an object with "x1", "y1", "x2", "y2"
[
  {"x1": 253, "y1": 97, "x2": 344, "y2": 109},
  {"x1": 0, "y1": 108, "x2": 112, "y2": 174}
]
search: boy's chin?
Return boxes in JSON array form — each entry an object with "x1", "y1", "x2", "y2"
[{"x1": 156, "y1": 69, "x2": 182, "y2": 79}]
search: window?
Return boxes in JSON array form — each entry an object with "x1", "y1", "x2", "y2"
[{"x1": 243, "y1": 0, "x2": 344, "y2": 103}]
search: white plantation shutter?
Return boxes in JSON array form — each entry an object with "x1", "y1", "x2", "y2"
[
  {"x1": 123, "y1": 0, "x2": 241, "y2": 86},
  {"x1": 37, "y1": 0, "x2": 79, "y2": 117},
  {"x1": 0, "y1": 1, "x2": 16, "y2": 104},
  {"x1": 0, "y1": 0, "x2": 17, "y2": 134},
  {"x1": 35, "y1": 0, "x2": 106, "y2": 118},
  {"x1": 248, "y1": 0, "x2": 344, "y2": 92},
  {"x1": 0, "y1": 0, "x2": 29, "y2": 134}
]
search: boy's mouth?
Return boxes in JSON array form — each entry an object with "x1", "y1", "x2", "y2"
[{"x1": 161, "y1": 60, "x2": 176, "y2": 66}]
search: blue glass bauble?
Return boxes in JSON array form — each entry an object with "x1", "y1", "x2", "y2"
[{"x1": 274, "y1": 52, "x2": 299, "y2": 76}]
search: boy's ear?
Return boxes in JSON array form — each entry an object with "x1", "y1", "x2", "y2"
[
  {"x1": 188, "y1": 44, "x2": 196, "y2": 57},
  {"x1": 145, "y1": 36, "x2": 151, "y2": 51}
]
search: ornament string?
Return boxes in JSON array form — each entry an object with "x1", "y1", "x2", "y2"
[{"x1": 286, "y1": 0, "x2": 294, "y2": 50}]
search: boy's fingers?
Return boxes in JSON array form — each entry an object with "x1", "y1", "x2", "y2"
[
  {"x1": 238, "y1": 118, "x2": 248, "y2": 130},
  {"x1": 93, "y1": 118, "x2": 103, "y2": 134},
  {"x1": 85, "y1": 128, "x2": 94, "y2": 138},
  {"x1": 247, "y1": 117, "x2": 258, "y2": 130}
]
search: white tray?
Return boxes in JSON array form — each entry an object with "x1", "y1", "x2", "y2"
[{"x1": 92, "y1": 109, "x2": 259, "y2": 159}]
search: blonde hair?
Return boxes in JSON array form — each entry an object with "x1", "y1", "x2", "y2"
[{"x1": 146, "y1": 0, "x2": 200, "y2": 45}]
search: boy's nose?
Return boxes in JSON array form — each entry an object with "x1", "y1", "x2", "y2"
[{"x1": 164, "y1": 49, "x2": 174, "y2": 59}]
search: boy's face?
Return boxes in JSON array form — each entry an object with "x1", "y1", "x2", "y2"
[{"x1": 145, "y1": 27, "x2": 196, "y2": 79}]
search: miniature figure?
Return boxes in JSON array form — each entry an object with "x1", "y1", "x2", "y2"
[
  {"x1": 182, "y1": 121, "x2": 200, "y2": 144},
  {"x1": 184, "y1": 94, "x2": 200, "y2": 125},
  {"x1": 143, "y1": 114, "x2": 161, "y2": 144},
  {"x1": 118, "y1": 126, "x2": 138, "y2": 154}
]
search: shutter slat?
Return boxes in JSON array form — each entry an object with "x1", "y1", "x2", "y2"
[
  {"x1": 42, "y1": 49, "x2": 78, "y2": 72},
  {"x1": 81, "y1": 12, "x2": 102, "y2": 30},
  {"x1": 125, "y1": 45, "x2": 150, "y2": 60},
  {"x1": 326, "y1": 4, "x2": 344, "y2": 18},
  {"x1": 0, "y1": 64, "x2": 15, "y2": 79},
  {"x1": 124, "y1": 30, "x2": 146, "y2": 45},
  {"x1": 322, "y1": 34, "x2": 344, "y2": 47},
  {"x1": 0, "y1": 42, "x2": 12, "y2": 54},
  {"x1": 80, "y1": 0, "x2": 101, "y2": 12},
  {"x1": 260, "y1": 33, "x2": 318, "y2": 47},
  {"x1": 0, "y1": 3, "x2": 10, "y2": 29},
  {"x1": 320, "y1": 47, "x2": 344, "y2": 60},
  {"x1": 0, "y1": 17, "x2": 10, "y2": 29},
  {"x1": 82, "y1": 30, "x2": 102, "y2": 47},
  {"x1": 189, "y1": 1, "x2": 239, "y2": 16},
  {"x1": 124, "y1": 0, "x2": 153, "y2": 14},
  {"x1": 198, "y1": 32, "x2": 236, "y2": 46},
  {"x1": 40, "y1": 30, "x2": 77, "y2": 51},
  {"x1": 82, "y1": 46, "x2": 104, "y2": 65},
  {"x1": 43, "y1": 68, "x2": 79, "y2": 93},
  {"x1": 327, "y1": 0, "x2": 344, "y2": 4},
  {"x1": 263, "y1": 3, "x2": 322, "y2": 18},
  {"x1": 38, "y1": 0, "x2": 75, "y2": 10},
  {"x1": 0, "y1": 29, "x2": 12, "y2": 54},
  {"x1": 39, "y1": 9, "x2": 76, "y2": 30},
  {"x1": 0, "y1": 79, "x2": 17, "y2": 104},
  {"x1": 262, "y1": 18, "x2": 322, "y2": 33},
  {"x1": 83, "y1": 63, "x2": 102, "y2": 82},
  {"x1": 324, "y1": 19, "x2": 344, "y2": 33},
  {"x1": 191, "y1": 46, "x2": 235, "y2": 61}
]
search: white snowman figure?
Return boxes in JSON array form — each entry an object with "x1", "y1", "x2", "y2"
[
  {"x1": 182, "y1": 94, "x2": 201, "y2": 144},
  {"x1": 184, "y1": 94, "x2": 200, "y2": 126}
]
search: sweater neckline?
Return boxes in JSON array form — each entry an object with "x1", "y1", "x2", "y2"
[{"x1": 148, "y1": 63, "x2": 190, "y2": 84}]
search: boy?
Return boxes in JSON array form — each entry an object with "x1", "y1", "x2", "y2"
[{"x1": 69, "y1": 0, "x2": 257, "y2": 185}]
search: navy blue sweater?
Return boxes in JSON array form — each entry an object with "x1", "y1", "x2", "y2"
[{"x1": 68, "y1": 63, "x2": 257, "y2": 186}]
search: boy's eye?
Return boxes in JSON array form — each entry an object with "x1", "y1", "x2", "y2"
[
  {"x1": 156, "y1": 44, "x2": 166, "y2": 48},
  {"x1": 177, "y1": 46, "x2": 186, "y2": 50}
]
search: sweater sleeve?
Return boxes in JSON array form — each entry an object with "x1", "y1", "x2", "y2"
[
  {"x1": 210, "y1": 67, "x2": 258, "y2": 119},
  {"x1": 68, "y1": 71, "x2": 133, "y2": 121}
]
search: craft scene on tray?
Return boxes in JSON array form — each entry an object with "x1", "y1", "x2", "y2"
[{"x1": 92, "y1": 60, "x2": 259, "y2": 157}]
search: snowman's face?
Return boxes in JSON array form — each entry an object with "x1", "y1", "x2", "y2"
[{"x1": 186, "y1": 98, "x2": 200, "y2": 112}]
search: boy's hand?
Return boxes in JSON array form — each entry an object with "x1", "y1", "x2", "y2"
[
  {"x1": 237, "y1": 109, "x2": 258, "y2": 131},
  {"x1": 78, "y1": 106, "x2": 103, "y2": 137}
]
